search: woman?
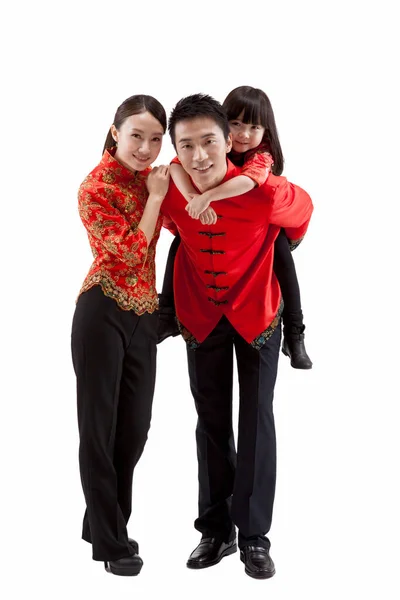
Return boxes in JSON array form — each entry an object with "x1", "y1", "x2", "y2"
[{"x1": 71, "y1": 94, "x2": 170, "y2": 576}]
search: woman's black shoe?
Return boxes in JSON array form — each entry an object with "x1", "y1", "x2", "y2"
[
  {"x1": 104, "y1": 553, "x2": 143, "y2": 576},
  {"x1": 282, "y1": 325, "x2": 313, "y2": 369}
]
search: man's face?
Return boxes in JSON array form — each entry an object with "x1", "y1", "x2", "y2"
[{"x1": 175, "y1": 117, "x2": 232, "y2": 192}]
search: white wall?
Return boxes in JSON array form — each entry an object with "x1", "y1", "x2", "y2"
[{"x1": 1, "y1": 0, "x2": 399, "y2": 598}]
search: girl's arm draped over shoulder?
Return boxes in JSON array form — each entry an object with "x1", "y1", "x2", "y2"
[
  {"x1": 170, "y1": 162, "x2": 197, "y2": 202},
  {"x1": 240, "y1": 151, "x2": 274, "y2": 188},
  {"x1": 167, "y1": 157, "x2": 218, "y2": 225},
  {"x1": 185, "y1": 151, "x2": 274, "y2": 219}
]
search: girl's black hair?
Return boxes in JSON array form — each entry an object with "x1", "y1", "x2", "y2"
[{"x1": 223, "y1": 86, "x2": 284, "y2": 175}]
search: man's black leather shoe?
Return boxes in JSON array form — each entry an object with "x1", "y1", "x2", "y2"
[
  {"x1": 104, "y1": 553, "x2": 143, "y2": 576},
  {"x1": 187, "y1": 537, "x2": 237, "y2": 569},
  {"x1": 282, "y1": 325, "x2": 313, "y2": 369},
  {"x1": 240, "y1": 545, "x2": 276, "y2": 579}
]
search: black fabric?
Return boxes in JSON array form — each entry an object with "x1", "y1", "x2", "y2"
[
  {"x1": 71, "y1": 285, "x2": 157, "y2": 561},
  {"x1": 160, "y1": 234, "x2": 181, "y2": 301},
  {"x1": 187, "y1": 316, "x2": 281, "y2": 542},
  {"x1": 273, "y1": 228, "x2": 304, "y2": 329}
]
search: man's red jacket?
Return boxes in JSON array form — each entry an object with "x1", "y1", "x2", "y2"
[{"x1": 162, "y1": 159, "x2": 313, "y2": 349}]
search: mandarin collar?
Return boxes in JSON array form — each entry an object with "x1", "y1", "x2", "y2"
[{"x1": 100, "y1": 147, "x2": 152, "y2": 183}]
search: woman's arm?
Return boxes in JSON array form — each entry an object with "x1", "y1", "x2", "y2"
[
  {"x1": 139, "y1": 165, "x2": 170, "y2": 243},
  {"x1": 78, "y1": 166, "x2": 170, "y2": 267}
]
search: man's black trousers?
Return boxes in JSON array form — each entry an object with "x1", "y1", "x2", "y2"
[{"x1": 187, "y1": 316, "x2": 281, "y2": 549}]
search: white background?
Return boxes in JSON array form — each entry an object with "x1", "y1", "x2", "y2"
[{"x1": 1, "y1": 0, "x2": 399, "y2": 598}]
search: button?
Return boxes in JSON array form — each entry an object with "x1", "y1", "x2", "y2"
[
  {"x1": 207, "y1": 285, "x2": 229, "y2": 291},
  {"x1": 207, "y1": 297, "x2": 228, "y2": 306},
  {"x1": 198, "y1": 231, "x2": 226, "y2": 238},
  {"x1": 204, "y1": 270, "x2": 228, "y2": 276}
]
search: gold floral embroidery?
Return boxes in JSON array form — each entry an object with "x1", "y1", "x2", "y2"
[
  {"x1": 125, "y1": 276, "x2": 138, "y2": 287},
  {"x1": 77, "y1": 148, "x2": 162, "y2": 315},
  {"x1": 102, "y1": 170, "x2": 116, "y2": 184},
  {"x1": 79, "y1": 275, "x2": 158, "y2": 315},
  {"x1": 288, "y1": 235, "x2": 304, "y2": 251},
  {"x1": 177, "y1": 321, "x2": 200, "y2": 350},
  {"x1": 250, "y1": 300, "x2": 284, "y2": 350}
]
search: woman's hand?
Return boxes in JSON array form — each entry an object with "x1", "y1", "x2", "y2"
[
  {"x1": 199, "y1": 207, "x2": 218, "y2": 226},
  {"x1": 146, "y1": 165, "x2": 170, "y2": 202}
]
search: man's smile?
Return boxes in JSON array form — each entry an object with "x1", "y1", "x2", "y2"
[{"x1": 193, "y1": 164, "x2": 213, "y2": 172}]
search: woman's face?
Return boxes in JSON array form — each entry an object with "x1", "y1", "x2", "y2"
[
  {"x1": 112, "y1": 111, "x2": 164, "y2": 172},
  {"x1": 229, "y1": 110, "x2": 265, "y2": 153}
]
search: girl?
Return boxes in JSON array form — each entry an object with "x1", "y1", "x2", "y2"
[
  {"x1": 71, "y1": 94, "x2": 170, "y2": 576},
  {"x1": 159, "y1": 86, "x2": 312, "y2": 369}
]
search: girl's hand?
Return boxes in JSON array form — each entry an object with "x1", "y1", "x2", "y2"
[
  {"x1": 185, "y1": 193, "x2": 211, "y2": 219},
  {"x1": 199, "y1": 207, "x2": 218, "y2": 226},
  {"x1": 146, "y1": 165, "x2": 170, "y2": 202}
]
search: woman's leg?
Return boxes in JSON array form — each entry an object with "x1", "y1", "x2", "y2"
[
  {"x1": 273, "y1": 229, "x2": 312, "y2": 369},
  {"x1": 71, "y1": 286, "x2": 141, "y2": 562},
  {"x1": 113, "y1": 311, "x2": 158, "y2": 524}
]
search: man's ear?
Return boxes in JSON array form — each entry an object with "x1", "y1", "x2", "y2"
[
  {"x1": 111, "y1": 124, "x2": 118, "y2": 144},
  {"x1": 226, "y1": 133, "x2": 232, "y2": 154}
]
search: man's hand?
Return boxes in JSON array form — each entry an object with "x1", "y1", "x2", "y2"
[
  {"x1": 199, "y1": 207, "x2": 218, "y2": 226},
  {"x1": 185, "y1": 193, "x2": 211, "y2": 219}
]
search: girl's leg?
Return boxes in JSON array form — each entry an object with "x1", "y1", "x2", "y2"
[{"x1": 273, "y1": 229, "x2": 312, "y2": 369}]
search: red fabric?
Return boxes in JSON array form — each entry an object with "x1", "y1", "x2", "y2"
[
  {"x1": 162, "y1": 159, "x2": 313, "y2": 344},
  {"x1": 77, "y1": 148, "x2": 162, "y2": 314},
  {"x1": 240, "y1": 150, "x2": 274, "y2": 187}
]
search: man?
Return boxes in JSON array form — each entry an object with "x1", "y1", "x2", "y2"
[{"x1": 161, "y1": 94, "x2": 313, "y2": 579}]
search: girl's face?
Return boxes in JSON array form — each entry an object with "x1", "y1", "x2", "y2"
[
  {"x1": 229, "y1": 110, "x2": 265, "y2": 153},
  {"x1": 111, "y1": 111, "x2": 164, "y2": 172}
]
